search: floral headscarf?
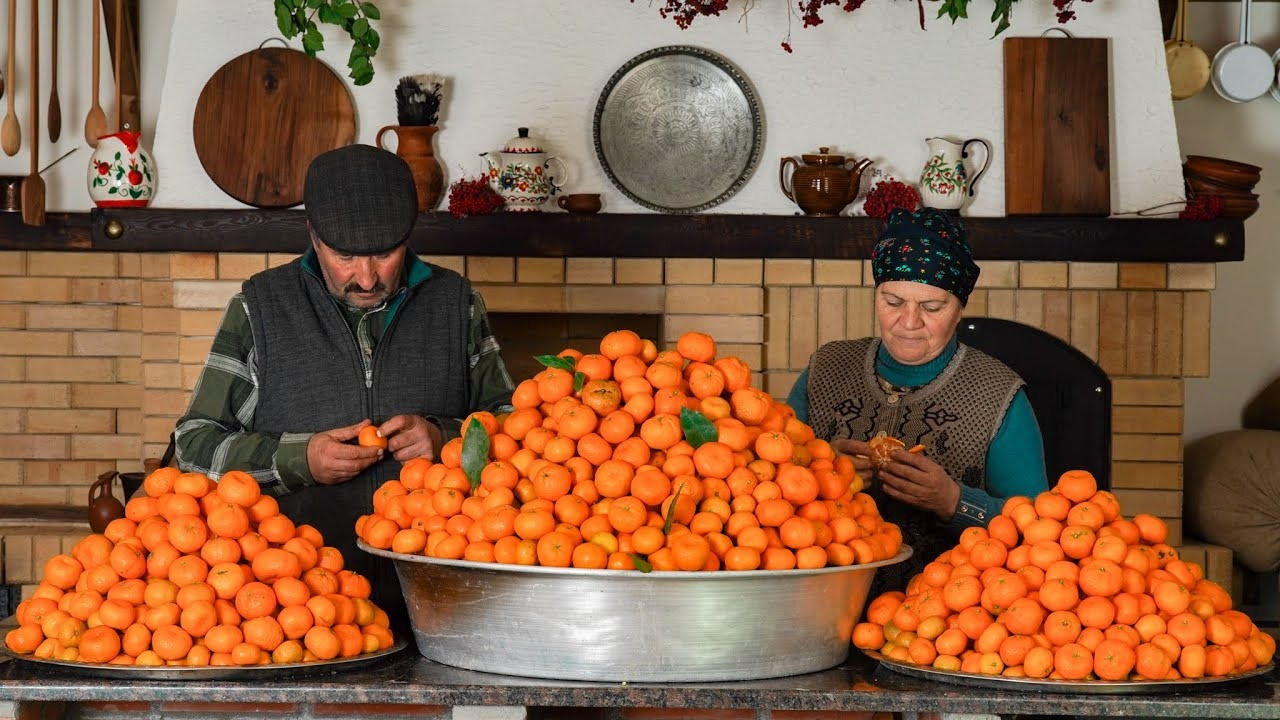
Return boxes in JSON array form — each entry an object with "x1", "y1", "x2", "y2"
[{"x1": 871, "y1": 207, "x2": 980, "y2": 306}]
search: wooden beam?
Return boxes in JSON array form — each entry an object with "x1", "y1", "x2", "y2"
[
  {"x1": 102, "y1": 0, "x2": 140, "y2": 133},
  {"x1": 0, "y1": 210, "x2": 1247, "y2": 264}
]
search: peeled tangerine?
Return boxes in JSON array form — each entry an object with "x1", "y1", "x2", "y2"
[
  {"x1": 5, "y1": 468, "x2": 396, "y2": 666},
  {"x1": 356, "y1": 329, "x2": 906, "y2": 573},
  {"x1": 853, "y1": 469, "x2": 1276, "y2": 682}
]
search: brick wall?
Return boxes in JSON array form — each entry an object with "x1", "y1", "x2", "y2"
[{"x1": 0, "y1": 251, "x2": 1216, "y2": 584}]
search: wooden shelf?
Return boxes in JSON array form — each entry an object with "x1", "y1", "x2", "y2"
[{"x1": 0, "y1": 209, "x2": 1245, "y2": 263}]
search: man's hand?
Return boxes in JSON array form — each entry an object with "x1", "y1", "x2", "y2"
[
  {"x1": 307, "y1": 420, "x2": 383, "y2": 486},
  {"x1": 377, "y1": 414, "x2": 443, "y2": 463},
  {"x1": 877, "y1": 450, "x2": 961, "y2": 521}
]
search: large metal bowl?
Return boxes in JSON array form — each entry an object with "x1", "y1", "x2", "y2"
[{"x1": 360, "y1": 541, "x2": 911, "y2": 682}]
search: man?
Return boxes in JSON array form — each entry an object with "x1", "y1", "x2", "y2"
[{"x1": 175, "y1": 145, "x2": 515, "y2": 625}]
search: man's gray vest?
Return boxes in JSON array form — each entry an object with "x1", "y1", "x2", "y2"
[
  {"x1": 805, "y1": 338, "x2": 1023, "y2": 592},
  {"x1": 241, "y1": 257, "x2": 472, "y2": 627}
]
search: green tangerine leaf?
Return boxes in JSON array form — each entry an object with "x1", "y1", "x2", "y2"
[
  {"x1": 351, "y1": 17, "x2": 369, "y2": 38},
  {"x1": 361, "y1": 2, "x2": 381, "y2": 20},
  {"x1": 461, "y1": 417, "x2": 490, "y2": 491},
  {"x1": 535, "y1": 354, "x2": 577, "y2": 374},
  {"x1": 678, "y1": 407, "x2": 718, "y2": 449},
  {"x1": 629, "y1": 553, "x2": 653, "y2": 573},
  {"x1": 662, "y1": 481, "x2": 685, "y2": 535}
]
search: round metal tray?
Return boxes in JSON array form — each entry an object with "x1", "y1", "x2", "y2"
[
  {"x1": 364, "y1": 541, "x2": 911, "y2": 682},
  {"x1": 865, "y1": 649, "x2": 1275, "y2": 694},
  {"x1": 593, "y1": 45, "x2": 763, "y2": 214},
  {"x1": 0, "y1": 634, "x2": 407, "y2": 680}
]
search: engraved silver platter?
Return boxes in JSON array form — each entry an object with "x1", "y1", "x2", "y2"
[
  {"x1": 865, "y1": 649, "x2": 1276, "y2": 694},
  {"x1": 594, "y1": 46, "x2": 763, "y2": 213}
]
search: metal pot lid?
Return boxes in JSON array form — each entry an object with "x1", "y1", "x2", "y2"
[{"x1": 502, "y1": 127, "x2": 545, "y2": 154}]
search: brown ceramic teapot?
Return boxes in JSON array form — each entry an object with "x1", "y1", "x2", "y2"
[{"x1": 779, "y1": 147, "x2": 874, "y2": 217}]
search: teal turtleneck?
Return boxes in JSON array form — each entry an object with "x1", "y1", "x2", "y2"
[{"x1": 787, "y1": 336, "x2": 1048, "y2": 529}]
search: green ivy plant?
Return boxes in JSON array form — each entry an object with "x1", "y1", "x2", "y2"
[{"x1": 273, "y1": 0, "x2": 381, "y2": 86}]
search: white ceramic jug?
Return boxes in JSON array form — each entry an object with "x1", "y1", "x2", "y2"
[
  {"x1": 918, "y1": 137, "x2": 989, "y2": 213},
  {"x1": 481, "y1": 128, "x2": 568, "y2": 212},
  {"x1": 88, "y1": 130, "x2": 156, "y2": 207}
]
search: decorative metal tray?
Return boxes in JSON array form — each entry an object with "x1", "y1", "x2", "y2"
[
  {"x1": 865, "y1": 649, "x2": 1275, "y2": 694},
  {"x1": 593, "y1": 45, "x2": 763, "y2": 214},
  {"x1": 0, "y1": 633, "x2": 407, "y2": 680}
]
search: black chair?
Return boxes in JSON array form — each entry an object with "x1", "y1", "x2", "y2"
[{"x1": 957, "y1": 317, "x2": 1112, "y2": 491}]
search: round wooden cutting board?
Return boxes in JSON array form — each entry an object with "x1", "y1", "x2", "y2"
[{"x1": 193, "y1": 46, "x2": 356, "y2": 208}]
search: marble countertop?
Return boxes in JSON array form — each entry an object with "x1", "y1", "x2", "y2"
[{"x1": 0, "y1": 651, "x2": 1277, "y2": 718}]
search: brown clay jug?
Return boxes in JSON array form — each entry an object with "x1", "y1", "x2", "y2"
[
  {"x1": 375, "y1": 124, "x2": 445, "y2": 212},
  {"x1": 779, "y1": 147, "x2": 874, "y2": 217},
  {"x1": 87, "y1": 470, "x2": 126, "y2": 534}
]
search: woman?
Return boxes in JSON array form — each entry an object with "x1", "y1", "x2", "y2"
[{"x1": 788, "y1": 207, "x2": 1048, "y2": 593}]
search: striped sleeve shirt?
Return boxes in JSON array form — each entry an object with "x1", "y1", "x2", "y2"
[{"x1": 174, "y1": 278, "x2": 515, "y2": 496}]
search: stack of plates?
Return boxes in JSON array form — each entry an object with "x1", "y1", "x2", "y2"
[{"x1": 1183, "y1": 155, "x2": 1262, "y2": 219}]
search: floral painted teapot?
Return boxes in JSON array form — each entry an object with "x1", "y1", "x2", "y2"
[
  {"x1": 480, "y1": 127, "x2": 568, "y2": 212},
  {"x1": 87, "y1": 130, "x2": 156, "y2": 207}
]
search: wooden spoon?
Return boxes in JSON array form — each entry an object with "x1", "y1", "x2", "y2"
[
  {"x1": 83, "y1": 0, "x2": 107, "y2": 146},
  {"x1": 1, "y1": 0, "x2": 19, "y2": 156},
  {"x1": 47, "y1": 0, "x2": 60, "y2": 142},
  {"x1": 21, "y1": 0, "x2": 43, "y2": 226},
  {"x1": 112, "y1": 0, "x2": 122, "y2": 131}
]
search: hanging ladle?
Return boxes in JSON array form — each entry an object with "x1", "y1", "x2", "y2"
[
  {"x1": 1, "y1": 0, "x2": 19, "y2": 156},
  {"x1": 83, "y1": 0, "x2": 107, "y2": 146}
]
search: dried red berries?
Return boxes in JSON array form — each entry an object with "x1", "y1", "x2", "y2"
[
  {"x1": 447, "y1": 177, "x2": 505, "y2": 219},
  {"x1": 863, "y1": 179, "x2": 921, "y2": 221}
]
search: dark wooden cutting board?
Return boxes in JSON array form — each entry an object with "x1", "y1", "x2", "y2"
[
  {"x1": 1004, "y1": 37, "x2": 1111, "y2": 216},
  {"x1": 193, "y1": 47, "x2": 356, "y2": 209}
]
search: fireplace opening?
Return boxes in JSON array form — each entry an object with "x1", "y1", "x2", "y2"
[
  {"x1": 958, "y1": 318, "x2": 1112, "y2": 491},
  {"x1": 489, "y1": 313, "x2": 663, "y2": 384}
]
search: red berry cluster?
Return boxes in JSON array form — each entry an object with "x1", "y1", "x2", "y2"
[
  {"x1": 863, "y1": 179, "x2": 921, "y2": 221},
  {"x1": 1178, "y1": 194, "x2": 1224, "y2": 221},
  {"x1": 798, "y1": 0, "x2": 867, "y2": 29},
  {"x1": 447, "y1": 177, "x2": 505, "y2": 219},
  {"x1": 641, "y1": 0, "x2": 1090, "y2": 50},
  {"x1": 1052, "y1": 0, "x2": 1094, "y2": 24},
  {"x1": 636, "y1": 0, "x2": 730, "y2": 29}
]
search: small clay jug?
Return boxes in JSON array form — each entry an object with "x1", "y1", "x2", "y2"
[
  {"x1": 87, "y1": 470, "x2": 126, "y2": 534},
  {"x1": 779, "y1": 147, "x2": 873, "y2": 217},
  {"x1": 376, "y1": 124, "x2": 445, "y2": 212}
]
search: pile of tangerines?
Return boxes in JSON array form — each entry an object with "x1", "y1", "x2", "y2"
[
  {"x1": 4, "y1": 468, "x2": 395, "y2": 667},
  {"x1": 854, "y1": 470, "x2": 1276, "y2": 682},
  {"x1": 355, "y1": 330, "x2": 903, "y2": 572}
]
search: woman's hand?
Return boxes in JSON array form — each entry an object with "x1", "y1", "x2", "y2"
[
  {"x1": 878, "y1": 450, "x2": 961, "y2": 521},
  {"x1": 831, "y1": 438, "x2": 875, "y2": 479}
]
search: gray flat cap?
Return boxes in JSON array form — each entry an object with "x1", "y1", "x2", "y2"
[{"x1": 304, "y1": 145, "x2": 418, "y2": 255}]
